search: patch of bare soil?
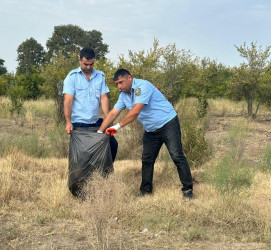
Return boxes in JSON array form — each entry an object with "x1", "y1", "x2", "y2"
[{"x1": 206, "y1": 114, "x2": 271, "y2": 162}]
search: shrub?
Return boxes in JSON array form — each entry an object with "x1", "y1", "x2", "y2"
[
  {"x1": 209, "y1": 151, "x2": 254, "y2": 194},
  {"x1": 205, "y1": 122, "x2": 254, "y2": 194},
  {"x1": 176, "y1": 98, "x2": 210, "y2": 168}
]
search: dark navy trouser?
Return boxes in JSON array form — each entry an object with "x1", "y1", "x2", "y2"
[{"x1": 140, "y1": 115, "x2": 193, "y2": 194}]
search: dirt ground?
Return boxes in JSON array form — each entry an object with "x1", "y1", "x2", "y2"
[{"x1": 1, "y1": 113, "x2": 271, "y2": 249}]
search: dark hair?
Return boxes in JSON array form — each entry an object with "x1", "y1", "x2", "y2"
[
  {"x1": 80, "y1": 48, "x2": 95, "y2": 60},
  {"x1": 113, "y1": 68, "x2": 131, "y2": 81}
]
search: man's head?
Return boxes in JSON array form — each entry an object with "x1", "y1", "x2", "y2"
[
  {"x1": 79, "y1": 48, "x2": 95, "y2": 74},
  {"x1": 113, "y1": 69, "x2": 133, "y2": 93}
]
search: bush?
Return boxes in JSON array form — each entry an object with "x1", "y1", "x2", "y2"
[
  {"x1": 176, "y1": 98, "x2": 210, "y2": 168},
  {"x1": 204, "y1": 122, "x2": 254, "y2": 194},
  {"x1": 208, "y1": 151, "x2": 254, "y2": 194}
]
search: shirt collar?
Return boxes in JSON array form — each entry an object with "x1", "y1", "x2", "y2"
[
  {"x1": 76, "y1": 67, "x2": 97, "y2": 77},
  {"x1": 131, "y1": 78, "x2": 137, "y2": 91}
]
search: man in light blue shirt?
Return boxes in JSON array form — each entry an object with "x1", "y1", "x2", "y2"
[
  {"x1": 63, "y1": 48, "x2": 118, "y2": 161},
  {"x1": 98, "y1": 69, "x2": 193, "y2": 199}
]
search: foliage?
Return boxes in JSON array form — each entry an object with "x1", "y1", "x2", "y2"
[
  {"x1": 41, "y1": 52, "x2": 78, "y2": 124},
  {"x1": 4, "y1": 71, "x2": 45, "y2": 116},
  {"x1": 16, "y1": 37, "x2": 45, "y2": 74},
  {"x1": 0, "y1": 75, "x2": 8, "y2": 95},
  {"x1": 232, "y1": 42, "x2": 271, "y2": 118},
  {"x1": 205, "y1": 122, "x2": 254, "y2": 194},
  {"x1": 209, "y1": 151, "x2": 254, "y2": 194},
  {"x1": 159, "y1": 44, "x2": 197, "y2": 105},
  {"x1": 176, "y1": 99, "x2": 210, "y2": 168},
  {"x1": 115, "y1": 40, "x2": 231, "y2": 106},
  {"x1": 117, "y1": 39, "x2": 198, "y2": 106},
  {"x1": 41, "y1": 52, "x2": 78, "y2": 98},
  {"x1": 0, "y1": 58, "x2": 7, "y2": 75},
  {"x1": 192, "y1": 58, "x2": 232, "y2": 100},
  {"x1": 94, "y1": 57, "x2": 118, "y2": 107},
  {"x1": 15, "y1": 72, "x2": 45, "y2": 100},
  {"x1": 6, "y1": 74, "x2": 26, "y2": 116},
  {"x1": 261, "y1": 63, "x2": 271, "y2": 108},
  {"x1": 117, "y1": 39, "x2": 162, "y2": 84},
  {"x1": 46, "y1": 24, "x2": 109, "y2": 61}
]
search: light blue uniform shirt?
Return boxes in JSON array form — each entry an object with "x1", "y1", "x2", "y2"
[
  {"x1": 114, "y1": 78, "x2": 177, "y2": 132},
  {"x1": 63, "y1": 67, "x2": 109, "y2": 124}
]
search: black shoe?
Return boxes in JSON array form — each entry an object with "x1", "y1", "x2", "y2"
[
  {"x1": 138, "y1": 191, "x2": 152, "y2": 197},
  {"x1": 183, "y1": 189, "x2": 193, "y2": 199}
]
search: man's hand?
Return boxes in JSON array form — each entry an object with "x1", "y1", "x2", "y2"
[
  {"x1": 65, "y1": 122, "x2": 73, "y2": 134},
  {"x1": 105, "y1": 123, "x2": 121, "y2": 136}
]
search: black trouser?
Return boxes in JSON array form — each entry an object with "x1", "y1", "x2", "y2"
[
  {"x1": 140, "y1": 115, "x2": 193, "y2": 194},
  {"x1": 72, "y1": 119, "x2": 118, "y2": 162}
]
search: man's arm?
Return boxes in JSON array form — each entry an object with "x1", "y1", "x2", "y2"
[
  {"x1": 99, "y1": 108, "x2": 122, "y2": 132},
  {"x1": 64, "y1": 94, "x2": 74, "y2": 134},
  {"x1": 100, "y1": 93, "x2": 110, "y2": 118},
  {"x1": 118, "y1": 103, "x2": 144, "y2": 127},
  {"x1": 102, "y1": 103, "x2": 144, "y2": 135}
]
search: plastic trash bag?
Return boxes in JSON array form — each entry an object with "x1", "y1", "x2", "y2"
[{"x1": 68, "y1": 129, "x2": 113, "y2": 196}]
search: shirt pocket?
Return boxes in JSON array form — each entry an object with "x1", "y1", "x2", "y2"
[
  {"x1": 75, "y1": 83, "x2": 88, "y2": 99},
  {"x1": 95, "y1": 87, "x2": 101, "y2": 101}
]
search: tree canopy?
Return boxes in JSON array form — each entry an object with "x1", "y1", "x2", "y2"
[
  {"x1": 233, "y1": 42, "x2": 271, "y2": 117},
  {"x1": 0, "y1": 58, "x2": 7, "y2": 75},
  {"x1": 46, "y1": 24, "x2": 109, "y2": 60},
  {"x1": 16, "y1": 37, "x2": 45, "y2": 74}
]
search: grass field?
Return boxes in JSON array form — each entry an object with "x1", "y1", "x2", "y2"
[{"x1": 0, "y1": 97, "x2": 271, "y2": 249}]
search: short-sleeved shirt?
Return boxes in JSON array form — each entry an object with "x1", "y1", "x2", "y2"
[
  {"x1": 63, "y1": 67, "x2": 109, "y2": 124},
  {"x1": 114, "y1": 78, "x2": 177, "y2": 132}
]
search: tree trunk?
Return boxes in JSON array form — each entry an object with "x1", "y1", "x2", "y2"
[
  {"x1": 247, "y1": 98, "x2": 253, "y2": 117},
  {"x1": 253, "y1": 100, "x2": 262, "y2": 119}
]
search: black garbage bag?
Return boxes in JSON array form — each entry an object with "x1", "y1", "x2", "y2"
[{"x1": 68, "y1": 129, "x2": 113, "y2": 196}]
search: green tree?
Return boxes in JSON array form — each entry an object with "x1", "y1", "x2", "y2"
[
  {"x1": 0, "y1": 58, "x2": 7, "y2": 75},
  {"x1": 46, "y1": 25, "x2": 109, "y2": 61},
  {"x1": 0, "y1": 75, "x2": 8, "y2": 95},
  {"x1": 196, "y1": 58, "x2": 232, "y2": 98},
  {"x1": 41, "y1": 52, "x2": 78, "y2": 124},
  {"x1": 160, "y1": 44, "x2": 197, "y2": 105},
  {"x1": 260, "y1": 63, "x2": 271, "y2": 109},
  {"x1": 16, "y1": 38, "x2": 45, "y2": 74},
  {"x1": 83, "y1": 30, "x2": 109, "y2": 59},
  {"x1": 6, "y1": 74, "x2": 27, "y2": 116},
  {"x1": 233, "y1": 42, "x2": 271, "y2": 118},
  {"x1": 16, "y1": 72, "x2": 45, "y2": 99},
  {"x1": 116, "y1": 39, "x2": 199, "y2": 105}
]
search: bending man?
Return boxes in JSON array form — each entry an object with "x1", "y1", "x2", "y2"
[{"x1": 98, "y1": 69, "x2": 193, "y2": 199}]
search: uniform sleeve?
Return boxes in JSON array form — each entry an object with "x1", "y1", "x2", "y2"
[
  {"x1": 114, "y1": 93, "x2": 126, "y2": 111},
  {"x1": 100, "y1": 74, "x2": 110, "y2": 94},
  {"x1": 63, "y1": 73, "x2": 75, "y2": 96},
  {"x1": 134, "y1": 81, "x2": 154, "y2": 105}
]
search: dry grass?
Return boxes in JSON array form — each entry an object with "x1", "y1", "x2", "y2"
[{"x1": 1, "y1": 98, "x2": 271, "y2": 249}]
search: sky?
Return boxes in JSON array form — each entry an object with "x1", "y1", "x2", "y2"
[{"x1": 1, "y1": 0, "x2": 271, "y2": 73}]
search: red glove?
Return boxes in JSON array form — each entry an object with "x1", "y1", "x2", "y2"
[
  {"x1": 105, "y1": 128, "x2": 117, "y2": 136},
  {"x1": 105, "y1": 123, "x2": 121, "y2": 136}
]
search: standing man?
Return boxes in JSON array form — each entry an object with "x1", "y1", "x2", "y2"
[
  {"x1": 98, "y1": 69, "x2": 193, "y2": 199},
  {"x1": 63, "y1": 48, "x2": 118, "y2": 162}
]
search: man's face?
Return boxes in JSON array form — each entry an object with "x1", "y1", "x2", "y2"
[
  {"x1": 114, "y1": 75, "x2": 133, "y2": 93},
  {"x1": 79, "y1": 57, "x2": 95, "y2": 74}
]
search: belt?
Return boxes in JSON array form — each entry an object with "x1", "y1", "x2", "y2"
[
  {"x1": 72, "y1": 118, "x2": 103, "y2": 128},
  {"x1": 72, "y1": 123, "x2": 97, "y2": 128}
]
